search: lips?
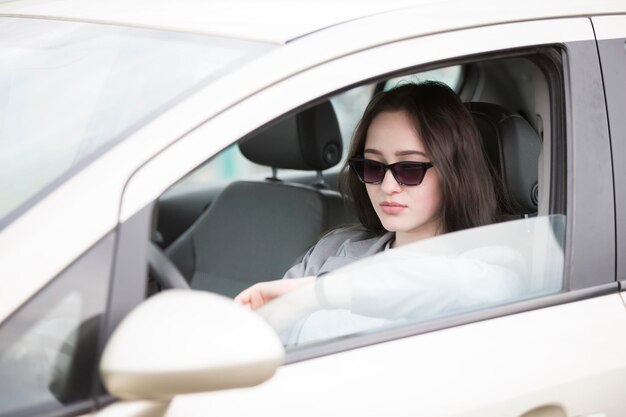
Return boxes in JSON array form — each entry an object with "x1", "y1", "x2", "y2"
[{"x1": 380, "y1": 201, "x2": 407, "y2": 215}]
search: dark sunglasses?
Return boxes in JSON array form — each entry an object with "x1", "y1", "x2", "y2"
[{"x1": 348, "y1": 158, "x2": 434, "y2": 186}]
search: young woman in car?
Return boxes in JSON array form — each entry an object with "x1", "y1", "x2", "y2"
[{"x1": 235, "y1": 81, "x2": 508, "y2": 313}]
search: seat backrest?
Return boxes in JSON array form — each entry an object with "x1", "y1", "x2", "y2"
[
  {"x1": 466, "y1": 102, "x2": 542, "y2": 216},
  {"x1": 166, "y1": 101, "x2": 354, "y2": 297}
]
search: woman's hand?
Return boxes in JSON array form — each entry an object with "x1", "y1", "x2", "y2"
[{"x1": 234, "y1": 277, "x2": 314, "y2": 310}]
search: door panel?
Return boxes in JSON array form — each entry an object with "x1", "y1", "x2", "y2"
[{"x1": 167, "y1": 294, "x2": 626, "y2": 417}]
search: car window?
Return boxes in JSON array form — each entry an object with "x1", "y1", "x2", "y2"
[
  {"x1": 179, "y1": 68, "x2": 463, "y2": 189},
  {"x1": 0, "y1": 234, "x2": 113, "y2": 417},
  {"x1": 0, "y1": 17, "x2": 273, "y2": 229},
  {"x1": 263, "y1": 215, "x2": 564, "y2": 347},
  {"x1": 330, "y1": 85, "x2": 376, "y2": 151},
  {"x1": 152, "y1": 47, "x2": 569, "y2": 353},
  {"x1": 178, "y1": 84, "x2": 376, "y2": 190},
  {"x1": 259, "y1": 54, "x2": 564, "y2": 349}
]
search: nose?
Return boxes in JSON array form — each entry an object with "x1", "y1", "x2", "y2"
[{"x1": 380, "y1": 168, "x2": 402, "y2": 194}]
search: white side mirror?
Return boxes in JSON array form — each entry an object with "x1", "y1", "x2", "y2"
[{"x1": 100, "y1": 290, "x2": 284, "y2": 401}]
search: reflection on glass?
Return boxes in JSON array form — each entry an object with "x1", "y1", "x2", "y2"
[
  {"x1": 258, "y1": 215, "x2": 565, "y2": 347},
  {"x1": 0, "y1": 17, "x2": 274, "y2": 225},
  {"x1": 0, "y1": 238, "x2": 111, "y2": 416}
]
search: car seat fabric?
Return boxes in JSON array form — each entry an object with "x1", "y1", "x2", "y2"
[
  {"x1": 165, "y1": 100, "x2": 355, "y2": 297},
  {"x1": 466, "y1": 102, "x2": 542, "y2": 215},
  {"x1": 167, "y1": 181, "x2": 349, "y2": 296}
]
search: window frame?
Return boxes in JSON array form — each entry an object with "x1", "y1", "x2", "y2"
[
  {"x1": 592, "y1": 15, "x2": 626, "y2": 287},
  {"x1": 562, "y1": 37, "x2": 615, "y2": 290}
]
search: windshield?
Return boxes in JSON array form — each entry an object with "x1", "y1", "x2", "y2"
[
  {"x1": 0, "y1": 17, "x2": 274, "y2": 227},
  {"x1": 258, "y1": 215, "x2": 565, "y2": 348}
]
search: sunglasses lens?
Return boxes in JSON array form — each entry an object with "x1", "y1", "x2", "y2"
[
  {"x1": 362, "y1": 160, "x2": 385, "y2": 183},
  {"x1": 394, "y1": 163, "x2": 427, "y2": 185},
  {"x1": 350, "y1": 159, "x2": 384, "y2": 183}
]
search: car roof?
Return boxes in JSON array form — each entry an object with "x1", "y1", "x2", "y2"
[
  {"x1": 0, "y1": 0, "x2": 442, "y2": 43},
  {"x1": 0, "y1": 0, "x2": 624, "y2": 44}
]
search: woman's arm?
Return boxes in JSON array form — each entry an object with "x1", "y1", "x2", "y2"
[{"x1": 234, "y1": 277, "x2": 314, "y2": 310}]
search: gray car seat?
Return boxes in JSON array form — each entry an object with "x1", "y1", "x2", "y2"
[
  {"x1": 466, "y1": 102, "x2": 542, "y2": 217},
  {"x1": 165, "y1": 100, "x2": 355, "y2": 297}
]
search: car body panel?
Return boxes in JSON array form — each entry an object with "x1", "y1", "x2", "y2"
[
  {"x1": 592, "y1": 13, "x2": 626, "y2": 40},
  {"x1": 0, "y1": 0, "x2": 623, "y2": 43},
  {"x1": 0, "y1": 0, "x2": 423, "y2": 44},
  {"x1": 165, "y1": 294, "x2": 626, "y2": 417}
]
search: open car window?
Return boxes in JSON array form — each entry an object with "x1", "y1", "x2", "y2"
[
  {"x1": 151, "y1": 44, "x2": 571, "y2": 355},
  {"x1": 177, "y1": 84, "x2": 375, "y2": 189}
]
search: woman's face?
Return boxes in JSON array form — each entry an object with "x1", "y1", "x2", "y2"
[{"x1": 364, "y1": 110, "x2": 443, "y2": 245}]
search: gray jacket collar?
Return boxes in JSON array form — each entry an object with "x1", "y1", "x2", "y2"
[{"x1": 340, "y1": 231, "x2": 395, "y2": 259}]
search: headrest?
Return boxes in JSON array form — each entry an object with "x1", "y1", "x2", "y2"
[
  {"x1": 239, "y1": 100, "x2": 342, "y2": 171},
  {"x1": 466, "y1": 102, "x2": 541, "y2": 214}
]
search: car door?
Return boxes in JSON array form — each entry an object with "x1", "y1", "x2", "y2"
[{"x1": 105, "y1": 14, "x2": 625, "y2": 417}]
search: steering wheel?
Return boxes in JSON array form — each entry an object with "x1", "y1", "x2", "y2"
[{"x1": 147, "y1": 241, "x2": 191, "y2": 290}]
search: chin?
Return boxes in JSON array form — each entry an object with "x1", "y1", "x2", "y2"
[
  {"x1": 380, "y1": 216, "x2": 440, "y2": 236},
  {"x1": 379, "y1": 219, "x2": 409, "y2": 233}
]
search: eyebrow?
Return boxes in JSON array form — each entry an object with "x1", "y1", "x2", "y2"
[{"x1": 363, "y1": 148, "x2": 427, "y2": 157}]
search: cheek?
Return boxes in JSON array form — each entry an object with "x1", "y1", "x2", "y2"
[
  {"x1": 429, "y1": 172, "x2": 444, "y2": 212},
  {"x1": 429, "y1": 170, "x2": 443, "y2": 198},
  {"x1": 413, "y1": 170, "x2": 443, "y2": 211}
]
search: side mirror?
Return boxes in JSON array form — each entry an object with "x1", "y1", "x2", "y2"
[{"x1": 100, "y1": 290, "x2": 284, "y2": 401}]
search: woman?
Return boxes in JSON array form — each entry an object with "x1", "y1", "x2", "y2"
[{"x1": 235, "y1": 81, "x2": 500, "y2": 310}]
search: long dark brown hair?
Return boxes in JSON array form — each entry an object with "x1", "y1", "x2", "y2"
[{"x1": 340, "y1": 81, "x2": 499, "y2": 234}]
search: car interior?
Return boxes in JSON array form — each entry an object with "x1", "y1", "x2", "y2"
[
  {"x1": 161, "y1": 100, "x2": 356, "y2": 296},
  {"x1": 149, "y1": 48, "x2": 562, "y2": 299}
]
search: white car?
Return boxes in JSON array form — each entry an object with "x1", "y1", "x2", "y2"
[{"x1": 1, "y1": 0, "x2": 626, "y2": 416}]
